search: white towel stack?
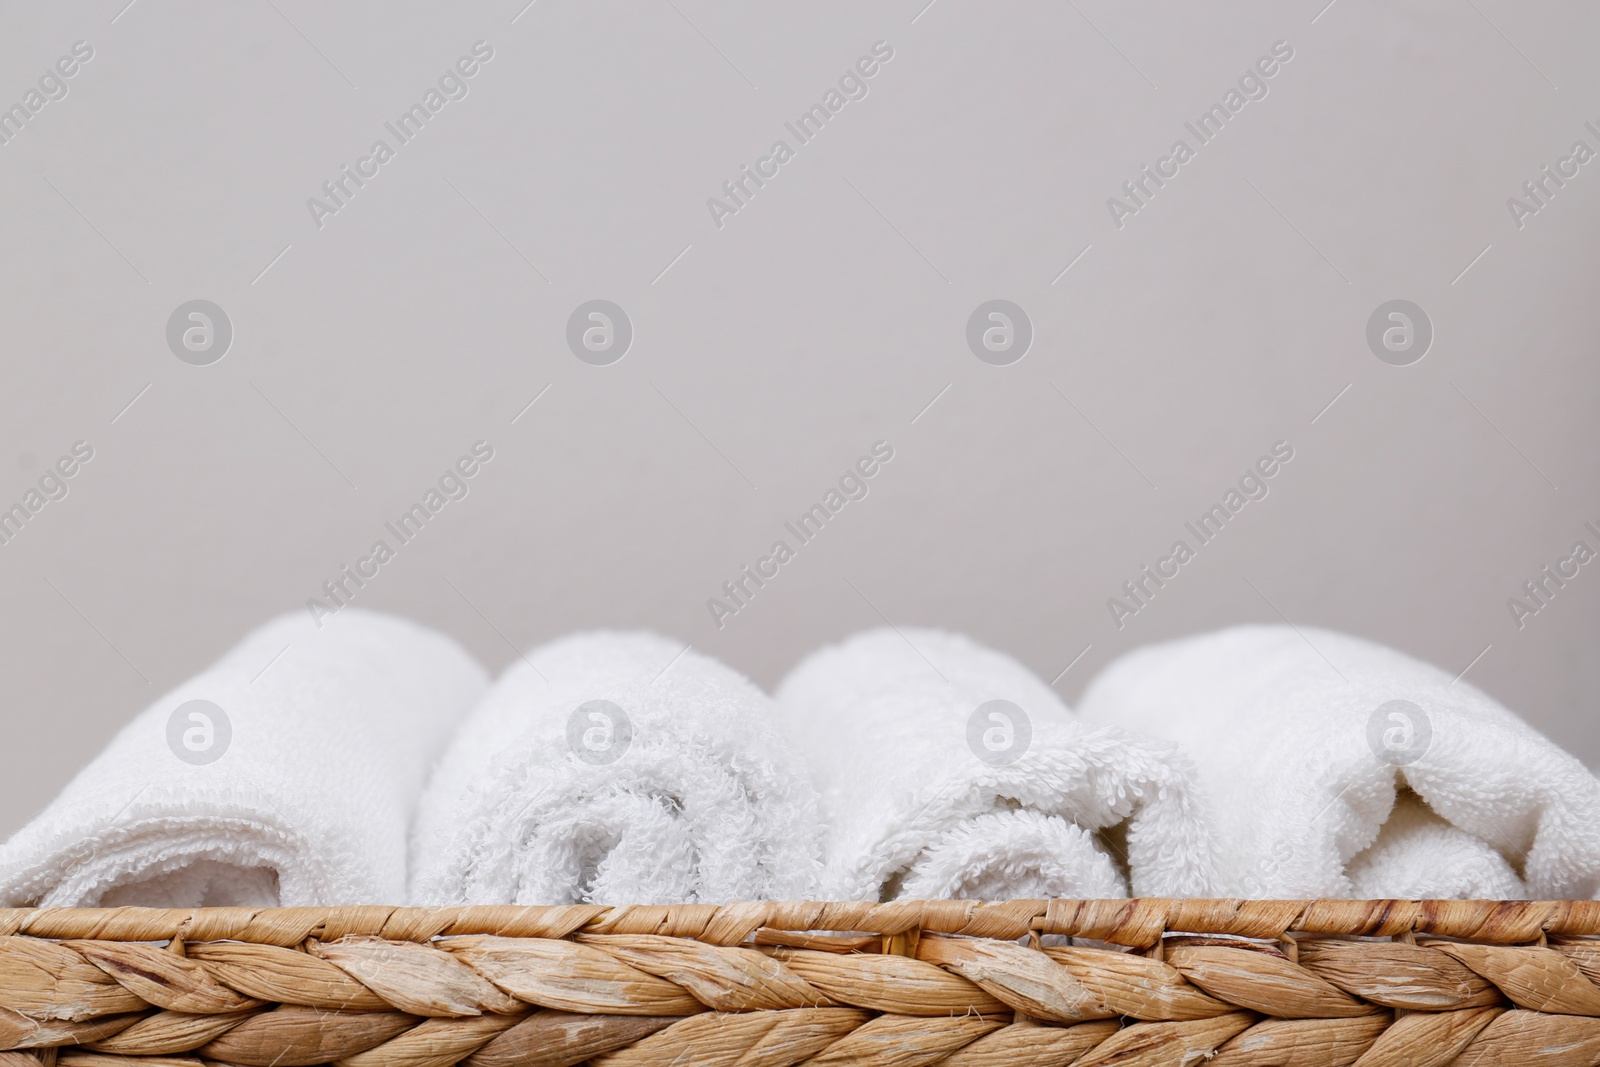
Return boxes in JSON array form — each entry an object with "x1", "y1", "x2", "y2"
[
  {"x1": 9, "y1": 612, "x2": 1595, "y2": 907},
  {"x1": 0, "y1": 609, "x2": 487, "y2": 907},
  {"x1": 775, "y1": 628, "x2": 1215, "y2": 901},
  {"x1": 411, "y1": 631, "x2": 822, "y2": 905},
  {"x1": 1078, "y1": 625, "x2": 1600, "y2": 899}
]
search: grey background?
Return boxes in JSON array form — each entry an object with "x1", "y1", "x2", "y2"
[{"x1": 1, "y1": 0, "x2": 1596, "y2": 840}]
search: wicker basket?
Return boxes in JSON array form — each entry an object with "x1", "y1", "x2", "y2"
[{"x1": 3, "y1": 899, "x2": 1600, "y2": 1066}]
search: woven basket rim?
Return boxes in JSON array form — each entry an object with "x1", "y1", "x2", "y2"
[
  {"x1": 8, "y1": 900, "x2": 1600, "y2": 1065},
  {"x1": 3, "y1": 898, "x2": 1597, "y2": 947}
]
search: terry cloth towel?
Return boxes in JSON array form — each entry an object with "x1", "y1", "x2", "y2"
[
  {"x1": 773, "y1": 628, "x2": 1214, "y2": 901},
  {"x1": 410, "y1": 631, "x2": 823, "y2": 906},
  {"x1": 0, "y1": 609, "x2": 488, "y2": 907},
  {"x1": 1078, "y1": 625, "x2": 1600, "y2": 899}
]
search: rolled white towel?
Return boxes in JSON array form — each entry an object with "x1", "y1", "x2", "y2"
[
  {"x1": 1078, "y1": 625, "x2": 1600, "y2": 899},
  {"x1": 410, "y1": 631, "x2": 823, "y2": 905},
  {"x1": 0, "y1": 609, "x2": 487, "y2": 907},
  {"x1": 774, "y1": 628, "x2": 1215, "y2": 901}
]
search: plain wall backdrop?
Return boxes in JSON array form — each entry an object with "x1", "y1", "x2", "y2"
[{"x1": 1, "y1": 0, "x2": 1596, "y2": 839}]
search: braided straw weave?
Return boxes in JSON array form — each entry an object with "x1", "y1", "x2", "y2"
[{"x1": 3, "y1": 900, "x2": 1600, "y2": 1066}]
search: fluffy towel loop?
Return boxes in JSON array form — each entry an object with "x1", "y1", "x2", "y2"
[
  {"x1": 0, "y1": 609, "x2": 488, "y2": 907},
  {"x1": 775, "y1": 628, "x2": 1214, "y2": 901},
  {"x1": 1078, "y1": 625, "x2": 1600, "y2": 899},
  {"x1": 411, "y1": 631, "x2": 822, "y2": 905},
  {"x1": 1347, "y1": 792, "x2": 1526, "y2": 899}
]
